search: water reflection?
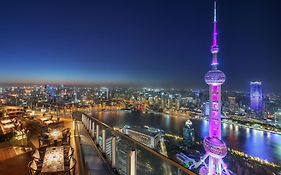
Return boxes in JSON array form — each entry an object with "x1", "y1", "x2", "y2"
[
  {"x1": 93, "y1": 111, "x2": 281, "y2": 165},
  {"x1": 245, "y1": 127, "x2": 250, "y2": 137},
  {"x1": 164, "y1": 115, "x2": 170, "y2": 128}
]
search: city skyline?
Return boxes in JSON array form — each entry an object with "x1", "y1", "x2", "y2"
[
  {"x1": 0, "y1": 1, "x2": 281, "y2": 175},
  {"x1": 0, "y1": 0, "x2": 281, "y2": 92}
]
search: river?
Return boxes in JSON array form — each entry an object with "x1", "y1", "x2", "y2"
[{"x1": 91, "y1": 110, "x2": 281, "y2": 166}]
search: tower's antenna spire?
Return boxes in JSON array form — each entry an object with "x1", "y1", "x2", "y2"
[
  {"x1": 214, "y1": 1, "x2": 217, "y2": 22},
  {"x1": 211, "y1": 0, "x2": 219, "y2": 68}
]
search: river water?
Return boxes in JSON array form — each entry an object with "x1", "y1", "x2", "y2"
[{"x1": 92, "y1": 111, "x2": 281, "y2": 166}]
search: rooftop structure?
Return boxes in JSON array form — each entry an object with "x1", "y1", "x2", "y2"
[{"x1": 122, "y1": 125, "x2": 163, "y2": 149}]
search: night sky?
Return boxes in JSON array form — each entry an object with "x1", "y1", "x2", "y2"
[{"x1": 0, "y1": 0, "x2": 280, "y2": 92}]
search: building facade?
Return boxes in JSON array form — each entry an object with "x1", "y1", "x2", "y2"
[{"x1": 250, "y1": 81, "x2": 263, "y2": 113}]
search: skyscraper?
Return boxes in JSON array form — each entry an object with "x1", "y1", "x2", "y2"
[
  {"x1": 250, "y1": 81, "x2": 263, "y2": 113},
  {"x1": 175, "y1": 98, "x2": 180, "y2": 111},
  {"x1": 183, "y1": 120, "x2": 195, "y2": 146},
  {"x1": 195, "y1": 1, "x2": 229, "y2": 174},
  {"x1": 202, "y1": 101, "x2": 210, "y2": 116},
  {"x1": 228, "y1": 96, "x2": 236, "y2": 113}
]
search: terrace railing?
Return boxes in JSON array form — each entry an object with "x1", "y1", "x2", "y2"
[{"x1": 81, "y1": 113, "x2": 196, "y2": 175}]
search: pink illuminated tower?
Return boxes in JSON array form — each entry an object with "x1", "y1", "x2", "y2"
[{"x1": 194, "y1": 1, "x2": 229, "y2": 175}]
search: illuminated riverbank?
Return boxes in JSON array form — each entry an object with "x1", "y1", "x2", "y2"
[{"x1": 165, "y1": 133, "x2": 281, "y2": 170}]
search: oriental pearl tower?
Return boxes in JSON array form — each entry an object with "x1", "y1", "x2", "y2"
[{"x1": 194, "y1": 1, "x2": 230, "y2": 175}]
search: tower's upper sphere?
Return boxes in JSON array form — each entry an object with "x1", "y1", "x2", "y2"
[{"x1": 204, "y1": 69, "x2": 225, "y2": 85}]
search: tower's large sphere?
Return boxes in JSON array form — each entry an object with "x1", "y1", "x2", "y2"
[
  {"x1": 203, "y1": 136, "x2": 227, "y2": 159},
  {"x1": 204, "y1": 69, "x2": 225, "y2": 85}
]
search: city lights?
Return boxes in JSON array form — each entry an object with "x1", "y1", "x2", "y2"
[{"x1": 0, "y1": 0, "x2": 280, "y2": 175}]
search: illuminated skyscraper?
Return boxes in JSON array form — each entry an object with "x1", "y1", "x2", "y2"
[
  {"x1": 202, "y1": 102, "x2": 210, "y2": 116},
  {"x1": 195, "y1": 1, "x2": 229, "y2": 174},
  {"x1": 175, "y1": 98, "x2": 180, "y2": 111},
  {"x1": 250, "y1": 81, "x2": 263, "y2": 113},
  {"x1": 183, "y1": 120, "x2": 195, "y2": 146}
]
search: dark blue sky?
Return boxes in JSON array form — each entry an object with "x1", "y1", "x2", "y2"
[{"x1": 0, "y1": 0, "x2": 280, "y2": 92}]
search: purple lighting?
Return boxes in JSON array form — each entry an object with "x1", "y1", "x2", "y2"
[
  {"x1": 250, "y1": 81, "x2": 263, "y2": 113},
  {"x1": 211, "y1": 1, "x2": 219, "y2": 66},
  {"x1": 195, "y1": 1, "x2": 230, "y2": 175}
]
